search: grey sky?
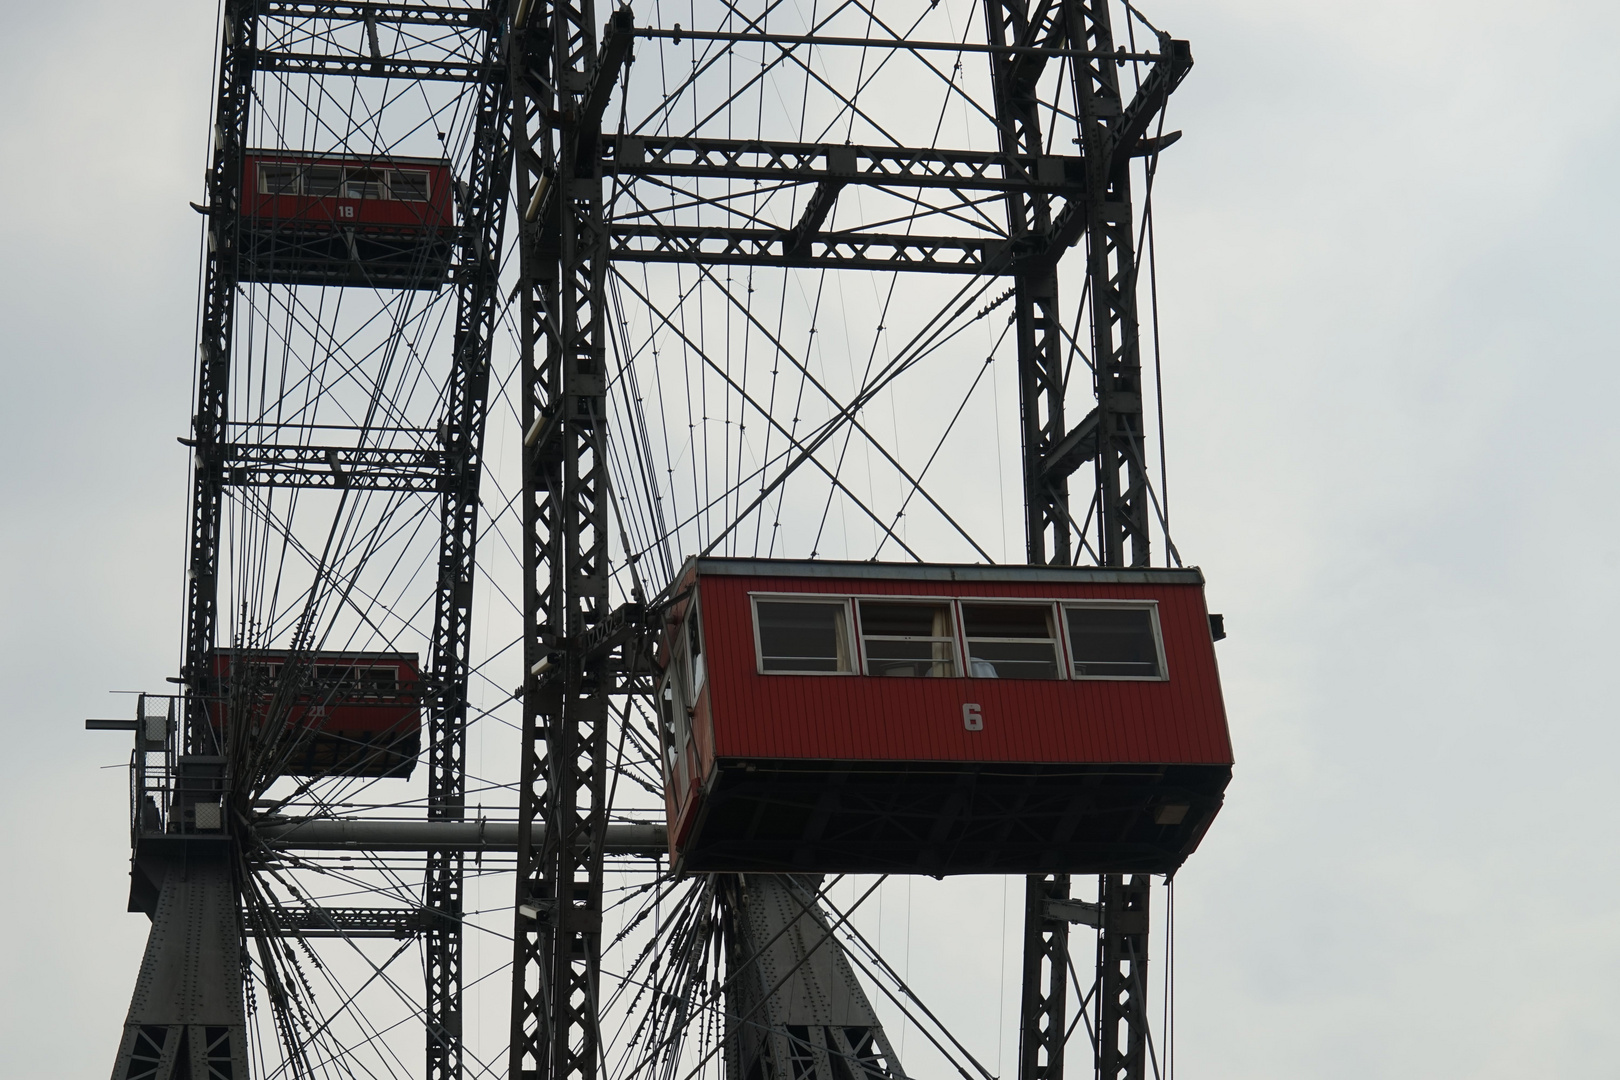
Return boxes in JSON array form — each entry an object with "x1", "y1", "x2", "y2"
[{"x1": 3, "y1": 0, "x2": 1618, "y2": 1077}]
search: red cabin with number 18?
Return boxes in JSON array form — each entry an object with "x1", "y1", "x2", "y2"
[
  {"x1": 238, "y1": 152, "x2": 456, "y2": 289},
  {"x1": 658, "y1": 558, "x2": 1233, "y2": 876}
]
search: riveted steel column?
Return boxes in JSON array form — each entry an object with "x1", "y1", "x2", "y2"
[
  {"x1": 509, "y1": 4, "x2": 618, "y2": 1080},
  {"x1": 182, "y1": 0, "x2": 256, "y2": 754},
  {"x1": 426, "y1": 7, "x2": 513, "y2": 1078}
]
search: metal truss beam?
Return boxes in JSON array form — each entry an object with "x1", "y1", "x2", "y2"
[
  {"x1": 182, "y1": 0, "x2": 256, "y2": 754},
  {"x1": 985, "y1": 0, "x2": 1070, "y2": 570},
  {"x1": 1018, "y1": 874, "x2": 1071, "y2": 1080},
  {"x1": 262, "y1": 906, "x2": 435, "y2": 938},
  {"x1": 604, "y1": 135, "x2": 1085, "y2": 192},
  {"x1": 1067, "y1": 2, "x2": 1183, "y2": 570},
  {"x1": 219, "y1": 443, "x2": 445, "y2": 491},
  {"x1": 631, "y1": 25, "x2": 1168, "y2": 59},
  {"x1": 994, "y1": 5, "x2": 1189, "y2": 1080},
  {"x1": 258, "y1": 818, "x2": 666, "y2": 851},
  {"x1": 263, "y1": 2, "x2": 496, "y2": 26},
  {"x1": 254, "y1": 50, "x2": 485, "y2": 81},
  {"x1": 608, "y1": 225, "x2": 1001, "y2": 273}
]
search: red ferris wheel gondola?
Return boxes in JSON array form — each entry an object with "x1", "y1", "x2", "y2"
[
  {"x1": 205, "y1": 649, "x2": 422, "y2": 778},
  {"x1": 656, "y1": 558, "x2": 1233, "y2": 877},
  {"x1": 237, "y1": 152, "x2": 456, "y2": 289}
]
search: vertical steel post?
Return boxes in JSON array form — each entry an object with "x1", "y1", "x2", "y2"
[
  {"x1": 993, "y1": 3, "x2": 1176, "y2": 1079},
  {"x1": 982, "y1": 6, "x2": 1080, "y2": 1080},
  {"x1": 510, "y1": 4, "x2": 615, "y2": 1079},
  {"x1": 426, "y1": 10, "x2": 513, "y2": 1077},
  {"x1": 508, "y1": 6, "x2": 559, "y2": 1072},
  {"x1": 1096, "y1": 876, "x2": 1151, "y2": 1080},
  {"x1": 1016, "y1": 873, "x2": 1072, "y2": 1080},
  {"x1": 1064, "y1": 5, "x2": 1165, "y2": 1073},
  {"x1": 1065, "y1": 0, "x2": 1152, "y2": 569},
  {"x1": 183, "y1": 0, "x2": 256, "y2": 754},
  {"x1": 984, "y1": 0, "x2": 1071, "y2": 570}
]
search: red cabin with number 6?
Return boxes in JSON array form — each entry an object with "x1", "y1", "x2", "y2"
[
  {"x1": 239, "y1": 152, "x2": 456, "y2": 289},
  {"x1": 658, "y1": 558, "x2": 1233, "y2": 876}
]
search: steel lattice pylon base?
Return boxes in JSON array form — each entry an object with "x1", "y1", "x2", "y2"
[{"x1": 111, "y1": 845, "x2": 248, "y2": 1080}]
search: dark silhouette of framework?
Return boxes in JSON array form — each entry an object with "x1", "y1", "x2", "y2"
[{"x1": 106, "y1": 1, "x2": 1196, "y2": 1078}]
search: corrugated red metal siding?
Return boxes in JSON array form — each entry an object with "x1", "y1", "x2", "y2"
[{"x1": 696, "y1": 572, "x2": 1232, "y2": 766}]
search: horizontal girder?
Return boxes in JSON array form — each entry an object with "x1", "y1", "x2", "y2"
[
  {"x1": 254, "y1": 49, "x2": 486, "y2": 81},
  {"x1": 633, "y1": 26, "x2": 1170, "y2": 59},
  {"x1": 263, "y1": 2, "x2": 495, "y2": 26},
  {"x1": 262, "y1": 906, "x2": 435, "y2": 938},
  {"x1": 220, "y1": 443, "x2": 445, "y2": 491},
  {"x1": 606, "y1": 135, "x2": 1085, "y2": 192},
  {"x1": 609, "y1": 224, "x2": 1004, "y2": 274}
]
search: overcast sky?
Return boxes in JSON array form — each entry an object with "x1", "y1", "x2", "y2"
[{"x1": 3, "y1": 0, "x2": 1619, "y2": 1077}]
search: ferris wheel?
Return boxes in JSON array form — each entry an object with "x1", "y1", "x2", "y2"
[{"x1": 89, "y1": 3, "x2": 1231, "y2": 1080}]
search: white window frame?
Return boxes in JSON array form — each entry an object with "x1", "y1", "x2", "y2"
[
  {"x1": 749, "y1": 593, "x2": 858, "y2": 676},
  {"x1": 1058, "y1": 600, "x2": 1169, "y2": 682},
  {"x1": 302, "y1": 163, "x2": 344, "y2": 198},
  {"x1": 257, "y1": 161, "x2": 304, "y2": 196},
  {"x1": 387, "y1": 168, "x2": 432, "y2": 202},
  {"x1": 680, "y1": 595, "x2": 706, "y2": 699},
  {"x1": 958, "y1": 599, "x2": 1067, "y2": 681},
  {"x1": 852, "y1": 594, "x2": 964, "y2": 678},
  {"x1": 255, "y1": 161, "x2": 432, "y2": 202},
  {"x1": 743, "y1": 590, "x2": 1173, "y2": 683}
]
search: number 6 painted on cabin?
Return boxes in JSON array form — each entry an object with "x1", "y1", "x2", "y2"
[{"x1": 962, "y1": 703, "x2": 983, "y2": 731}]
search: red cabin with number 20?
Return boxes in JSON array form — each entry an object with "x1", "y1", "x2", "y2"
[
  {"x1": 206, "y1": 650, "x2": 422, "y2": 779},
  {"x1": 658, "y1": 559, "x2": 1233, "y2": 876}
]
